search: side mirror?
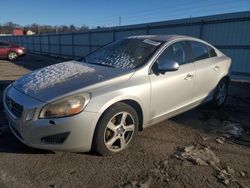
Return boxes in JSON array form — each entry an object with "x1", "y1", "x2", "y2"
[{"x1": 158, "y1": 59, "x2": 179, "y2": 73}]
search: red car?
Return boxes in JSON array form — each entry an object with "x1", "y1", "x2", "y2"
[{"x1": 0, "y1": 41, "x2": 26, "y2": 60}]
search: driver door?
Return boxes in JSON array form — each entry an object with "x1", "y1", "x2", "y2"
[{"x1": 149, "y1": 41, "x2": 195, "y2": 121}]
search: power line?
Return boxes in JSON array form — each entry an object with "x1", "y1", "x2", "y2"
[
  {"x1": 123, "y1": 0, "x2": 243, "y2": 21},
  {"x1": 124, "y1": 9, "x2": 248, "y2": 26},
  {"x1": 105, "y1": 0, "x2": 200, "y2": 19},
  {"x1": 124, "y1": 4, "x2": 249, "y2": 24},
  {"x1": 119, "y1": 1, "x2": 249, "y2": 26},
  {"x1": 81, "y1": 0, "x2": 204, "y2": 24},
  {"x1": 80, "y1": 0, "x2": 249, "y2": 27}
]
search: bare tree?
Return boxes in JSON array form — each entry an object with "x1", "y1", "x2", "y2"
[
  {"x1": 0, "y1": 22, "x2": 90, "y2": 34},
  {"x1": 0, "y1": 22, "x2": 22, "y2": 34}
]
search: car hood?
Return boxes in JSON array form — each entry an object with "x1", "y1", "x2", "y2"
[{"x1": 13, "y1": 60, "x2": 133, "y2": 102}]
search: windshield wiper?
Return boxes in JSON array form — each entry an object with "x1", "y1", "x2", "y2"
[
  {"x1": 87, "y1": 62, "x2": 116, "y2": 68},
  {"x1": 79, "y1": 58, "x2": 116, "y2": 68}
]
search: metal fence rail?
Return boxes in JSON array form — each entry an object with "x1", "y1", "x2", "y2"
[{"x1": 1, "y1": 11, "x2": 250, "y2": 81}]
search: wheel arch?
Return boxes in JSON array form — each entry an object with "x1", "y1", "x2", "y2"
[
  {"x1": 216, "y1": 75, "x2": 230, "y2": 88},
  {"x1": 214, "y1": 74, "x2": 230, "y2": 88},
  {"x1": 119, "y1": 99, "x2": 144, "y2": 131},
  {"x1": 223, "y1": 75, "x2": 230, "y2": 83},
  {"x1": 95, "y1": 98, "x2": 144, "y2": 132},
  {"x1": 212, "y1": 74, "x2": 230, "y2": 107},
  {"x1": 91, "y1": 98, "x2": 144, "y2": 153},
  {"x1": 8, "y1": 51, "x2": 18, "y2": 55}
]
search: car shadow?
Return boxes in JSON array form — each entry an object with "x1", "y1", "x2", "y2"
[
  {"x1": 0, "y1": 78, "x2": 249, "y2": 154},
  {"x1": 171, "y1": 82, "x2": 250, "y2": 147},
  {"x1": 0, "y1": 80, "x2": 12, "y2": 90},
  {"x1": 0, "y1": 80, "x2": 53, "y2": 154},
  {"x1": 0, "y1": 124, "x2": 53, "y2": 154}
]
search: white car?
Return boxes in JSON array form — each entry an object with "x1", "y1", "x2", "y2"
[{"x1": 3, "y1": 35, "x2": 231, "y2": 155}]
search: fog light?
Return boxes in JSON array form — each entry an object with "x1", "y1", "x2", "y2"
[
  {"x1": 41, "y1": 132, "x2": 70, "y2": 144},
  {"x1": 25, "y1": 109, "x2": 36, "y2": 121}
]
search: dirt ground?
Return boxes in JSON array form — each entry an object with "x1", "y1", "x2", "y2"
[{"x1": 0, "y1": 54, "x2": 249, "y2": 188}]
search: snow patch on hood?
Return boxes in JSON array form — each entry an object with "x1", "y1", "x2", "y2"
[{"x1": 15, "y1": 61, "x2": 95, "y2": 94}]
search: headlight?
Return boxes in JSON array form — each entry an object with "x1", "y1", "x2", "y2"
[
  {"x1": 17, "y1": 49, "x2": 23, "y2": 53},
  {"x1": 39, "y1": 94, "x2": 90, "y2": 118}
]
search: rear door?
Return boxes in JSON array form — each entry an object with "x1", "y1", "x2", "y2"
[
  {"x1": 149, "y1": 41, "x2": 195, "y2": 120},
  {"x1": 188, "y1": 40, "x2": 220, "y2": 102}
]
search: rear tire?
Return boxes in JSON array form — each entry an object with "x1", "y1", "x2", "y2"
[
  {"x1": 8, "y1": 52, "x2": 18, "y2": 61},
  {"x1": 212, "y1": 78, "x2": 228, "y2": 108},
  {"x1": 92, "y1": 102, "x2": 139, "y2": 156}
]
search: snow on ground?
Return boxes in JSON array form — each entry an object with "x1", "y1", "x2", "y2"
[{"x1": 15, "y1": 61, "x2": 95, "y2": 94}]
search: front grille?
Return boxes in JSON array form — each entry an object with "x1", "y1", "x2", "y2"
[
  {"x1": 6, "y1": 96, "x2": 23, "y2": 118},
  {"x1": 41, "y1": 132, "x2": 70, "y2": 144}
]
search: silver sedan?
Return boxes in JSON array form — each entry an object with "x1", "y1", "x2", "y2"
[{"x1": 3, "y1": 35, "x2": 231, "y2": 155}]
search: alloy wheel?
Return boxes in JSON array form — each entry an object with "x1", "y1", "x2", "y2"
[
  {"x1": 216, "y1": 81, "x2": 227, "y2": 105},
  {"x1": 104, "y1": 111, "x2": 135, "y2": 152},
  {"x1": 8, "y1": 52, "x2": 18, "y2": 60}
]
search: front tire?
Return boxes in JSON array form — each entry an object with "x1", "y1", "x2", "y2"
[
  {"x1": 92, "y1": 102, "x2": 139, "y2": 156},
  {"x1": 8, "y1": 52, "x2": 18, "y2": 61},
  {"x1": 212, "y1": 78, "x2": 229, "y2": 107}
]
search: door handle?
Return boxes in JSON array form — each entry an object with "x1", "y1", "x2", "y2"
[
  {"x1": 184, "y1": 74, "x2": 194, "y2": 80},
  {"x1": 213, "y1": 65, "x2": 220, "y2": 71}
]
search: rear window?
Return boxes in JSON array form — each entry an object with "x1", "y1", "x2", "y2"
[
  {"x1": 208, "y1": 46, "x2": 217, "y2": 58},
  {"x1": 190, "y1": 41, "x2": 210, "y2": 61}
]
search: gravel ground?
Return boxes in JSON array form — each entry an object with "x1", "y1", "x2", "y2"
[{"x1": 0, "y1": 54, "x2": 249, "y2": 188}]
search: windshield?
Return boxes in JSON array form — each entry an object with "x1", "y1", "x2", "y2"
[{"x1": 84, "y1": 38, "x2": 162, "y2": 69}]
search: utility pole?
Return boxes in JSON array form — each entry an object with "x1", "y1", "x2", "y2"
[
  {"x1": 37, "y1": 24, "x2": 40, "y2": 34},
  {"x1": 119, "y1": 16, "x2": 121, "y2": 27}
]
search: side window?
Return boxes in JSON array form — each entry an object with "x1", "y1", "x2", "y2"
[
  {"x1": 208, "y1": 46, "x2": 217, "y2": 58},
  {"x1": 190, "y1": 41, "x2": 210, "y2": 61},
  {"x1": 0, "y1": 42, "x2": 9, "y2": 47},
  {"x1": 158, "y1": 41, "x2": 188, "y2": 66}
]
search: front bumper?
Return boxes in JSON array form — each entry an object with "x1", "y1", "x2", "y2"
[
  {"x1": 18, "y1": 53, "x2": 26, "y2": 57},
  {"x1": 3, "y1": 86, "x2": 98, "y2": 152}
]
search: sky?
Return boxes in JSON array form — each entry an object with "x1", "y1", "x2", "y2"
[{"x1": 1, "y1": 0, "x2": 250, "y2": 28}]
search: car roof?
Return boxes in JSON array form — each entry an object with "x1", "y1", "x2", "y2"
[
  {"x1": 127, "y1": 35, "x2": 199, "y2": 42},
  {"x1": 128, "y1": 34, "x2": 223, "y2": 55}
]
